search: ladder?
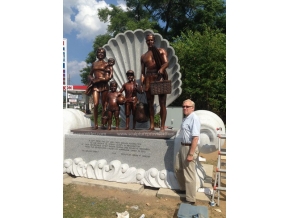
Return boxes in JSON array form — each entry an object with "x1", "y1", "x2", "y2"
[{"x1": 210, "y1": 129, "x2": 226, "y2": 206}]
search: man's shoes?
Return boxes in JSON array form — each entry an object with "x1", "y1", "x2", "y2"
[{"x1": 185, "y1": 201, "x2": 195, "y2": 205}]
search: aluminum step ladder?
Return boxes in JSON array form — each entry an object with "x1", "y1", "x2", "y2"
[{"x1": 210, "y1": 130, "x2": 226, "y2": 206}]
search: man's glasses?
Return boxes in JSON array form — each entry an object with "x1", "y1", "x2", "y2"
[{"x1": 182, "y1": 106, "x2": 192, "y2": 108}]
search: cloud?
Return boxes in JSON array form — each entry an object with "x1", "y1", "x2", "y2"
[
  {"x1": 63, "y1": 0, "x2": 128, "y2": 84},
  {"x1": 67, "y1": 60, "x2": 87, "y2": 84},
  {"x1": 68, "y1": 60, "x2": 87, "y2": 76},
  {"x1": 117, "y1": 0, "x2": 127, "y2": 10},
  {"x1": 63, "y1": 0, "x2": 111, "y2": 41},
  {"x1": 63, "y1": 0, "x2": 78, "y2": 34}
]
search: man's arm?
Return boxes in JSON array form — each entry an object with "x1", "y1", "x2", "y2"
[
  {"x1": 187, "y1": 136, "x2": 199, "y2": 162},
  {"x1": 187, "y1": 115, "x2": 201, "y2": 162},
  {"x1": 158, "y1": 48, "x2": 169, "y2": 74},
  {"x1": 140, "y1": 56, "x2": 145, "y2": 84}
]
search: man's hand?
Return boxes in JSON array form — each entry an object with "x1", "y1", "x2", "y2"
[
  {"x1": 186, "y1": 154, "x2": 194, "y2": 162},
  {"x1": 157, "y1": 72, "x2": 163, "y2": 81}
]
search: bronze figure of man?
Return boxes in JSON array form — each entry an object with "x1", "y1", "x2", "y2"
[{"x1": 140, "y1": 33, "x2": 169, "y2": 131}]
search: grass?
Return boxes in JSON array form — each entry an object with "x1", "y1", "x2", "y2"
[
  {"x1": 63, "y1": 184, "x2": 147, "y2": 218},
  {"x1": 64, "y1": 184, "x2": 120, "y2": 217}
]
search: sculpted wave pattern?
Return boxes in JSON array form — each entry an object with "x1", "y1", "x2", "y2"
[{"x1": 63, "y1": 158, "x2": 206, "y2": 190}]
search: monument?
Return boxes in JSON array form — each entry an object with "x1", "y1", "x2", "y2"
[{"x1": 63, "y1": 29, "x2": 226, "y2": 191}]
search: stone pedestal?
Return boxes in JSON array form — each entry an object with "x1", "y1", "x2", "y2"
[
  {"x1": 63, "y1": 128, "x2": 211, "y2": 191},
  {"x1": 63, "y1": 129, "x2": 182, "y2": 189}
]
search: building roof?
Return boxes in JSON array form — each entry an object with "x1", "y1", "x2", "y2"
[{"x1": 63, "y1": 85, "x2": 87, "y2": 95}]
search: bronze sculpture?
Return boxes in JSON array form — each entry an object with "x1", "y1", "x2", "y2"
[
  {"x1": 104, "y1": 81, "x2": 121, "y2": 130},
  {"x1": 140, "y1": 33, "x2": 169, "y2": 131},
  {"x1": 119, "y1": 70, "x2": 143, "y2": 130},
  {"x1": 87, "y1": 47, "x2": 113, "y2": 130}
]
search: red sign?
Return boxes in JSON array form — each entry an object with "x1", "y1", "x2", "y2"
[
  {"x1": 63, "y1": 85, "x2": 73, "y2": 91},
  {"x1": 63, "y1": 85, "x2": 87, "y2": 91}
]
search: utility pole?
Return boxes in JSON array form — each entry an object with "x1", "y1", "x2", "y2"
[{"x1": 63, "y1": 38, "x2": 68, "y2": 109}]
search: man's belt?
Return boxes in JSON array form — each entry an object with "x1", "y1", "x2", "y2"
[{"x1": 181, "y1": 142, "x2": 191, "y2": 146}]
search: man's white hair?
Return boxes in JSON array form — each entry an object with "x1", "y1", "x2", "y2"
[{"x1": 183, "y1": 99, "x2": 195, "y2": 108}]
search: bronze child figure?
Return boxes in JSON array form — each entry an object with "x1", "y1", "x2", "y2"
[
  {"x1": 119, "y1": 70, "x2": 143, "y2": 130},
  {"x1": 104, "y1": 80, "x2": 120, "y2": 130}
]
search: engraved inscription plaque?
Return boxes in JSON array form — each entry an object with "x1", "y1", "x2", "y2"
[{"x1": 64, "y1": 134, "x2": 175, "y2": 171}]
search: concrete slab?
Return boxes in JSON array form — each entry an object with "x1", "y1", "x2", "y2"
[
  {"x1": 71, "y1": 177, "x2": 144, "y2": 194},
  {"x1": 140, "y1": 187, "x2": 160, "y2": 197},
  {"x1": 63, "y1": 173, "x2": 70, "y2": 179},
  {"x1": 63, "y1": 174, "x2": 74, "y2": 185}
]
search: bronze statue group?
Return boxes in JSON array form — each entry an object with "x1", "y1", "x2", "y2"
[{"x1": 86, "y1": 33, "x2": 170, "y2": 131}]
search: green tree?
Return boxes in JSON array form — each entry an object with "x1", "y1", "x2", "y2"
[
  {"x1": 98, "y1": 4, "x2": 159, "y2": 37},
  {"x1": 124, "y1": 0, "x2": 226, "y2": 40},
  {"x1": 171, "y1": 29, "x2": 226, "y2": 121}
]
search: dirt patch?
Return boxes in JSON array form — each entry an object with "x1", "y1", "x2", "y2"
[{"x1": 72, "y1": 183, "x2": 225, "y2": 218}]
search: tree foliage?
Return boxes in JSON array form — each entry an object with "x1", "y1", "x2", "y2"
[
  {"x1": 125, "y1": 0, "x2": 226, "y2": 40},
  {"x1": 171, "y1": 29, "x2": 226, "y2": 121},
  {"x1": 98, "y1": 4, "x2": 159, "y2": 37}
]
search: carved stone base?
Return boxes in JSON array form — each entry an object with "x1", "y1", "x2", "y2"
[{"x1": 63, "y1": 132, "x2": 208, "y2": 190}]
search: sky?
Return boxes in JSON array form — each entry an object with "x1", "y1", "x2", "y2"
[{"x1": 63, "y1": 0, "x2": 127, "y2": 85}]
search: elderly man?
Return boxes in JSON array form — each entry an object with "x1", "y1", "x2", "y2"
[{"x1": 175, "y1": 99, "x2": 201, "y2": 205}]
